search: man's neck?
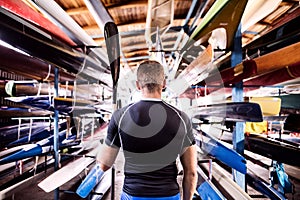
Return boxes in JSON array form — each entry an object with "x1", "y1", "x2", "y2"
[
  {"x1": 141, "y1": 92, "x2": 161, "y2": 99},
  {"x1": 140, "y1": 89, "x2": 162, "y2": 99}
]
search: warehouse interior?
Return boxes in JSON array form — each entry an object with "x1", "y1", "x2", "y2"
[{"x1": 0, "y1": 0, "x2": 300, "y2": 199}]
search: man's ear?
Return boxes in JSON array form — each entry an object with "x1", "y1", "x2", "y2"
[
  {"x1": 136, "y1": 81, "x2": 141, "y2": 90},
  {"x1": 162, "y1": 79, "x2": 166, "y2": 89}
]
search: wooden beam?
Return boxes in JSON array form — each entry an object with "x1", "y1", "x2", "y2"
[
  {"x1": 269, "y1": 6, "x2": 300, "y2": 30},
  {"x1": 84, "y1": 20, "x2": 186, "y2": 42},
  {"x1": 118, "y1": 22, "x2": 146, "y2": 33},
  {"x1": 66, "y1": 7, "x2": 89, "y2": 15},
  {"x1": 106, "y1": 0, "x2": 147, "y2": 9},
  {"x1": 124, "y1": 50, "x2": 149, "y2": 58},
  {"x1": 121, "y1": 35, "x2": 146, "y2": 46},
  {"x1": 82, "y1": 24, "x2": 99, "y2": 32},
  {"x1": 263, "y1": 4, "x2": 292, "y2": 24},
  {"x1": 122, "y1": 44, "x2": 148, "y2": 53}
]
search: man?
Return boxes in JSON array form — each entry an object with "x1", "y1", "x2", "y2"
[{"x1": 77, "y1": 60, "x2": 197, "y2": 200}]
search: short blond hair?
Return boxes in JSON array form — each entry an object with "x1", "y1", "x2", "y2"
[
  {"x1": 137, "y1": 60, "x2": 164, "y2": 85},
  {"x1": 137, "y1": 60, "x2": 165, "y2": 92}
]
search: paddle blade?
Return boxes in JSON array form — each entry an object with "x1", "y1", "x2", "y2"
[
  {"x1": 38, "y1": 157, "x2": 95, "y2": 193},
  {"x1": 104, "y1": 22, "x2": 120, "y2": 87}
]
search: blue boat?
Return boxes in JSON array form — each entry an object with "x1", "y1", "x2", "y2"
[
  {"x1": 0, "y1": 128, "x2": 76, "y2": 165},
  {"x1": 7, "y1": 121, "x2": 68, "y2": 147},
  {"x1": 0, "y1": 122, "x2": 50, "y2": 148},
  {"x1": 196, "y1": 166, "x2": 225, "y2": 200},
  {"x1": 195, "y1": 129, "x2": 247, "y2": 174}
]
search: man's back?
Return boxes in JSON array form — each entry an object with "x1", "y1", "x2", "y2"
[{"x1": 106, "y1": 99, "x2": 194, "y2": 197}]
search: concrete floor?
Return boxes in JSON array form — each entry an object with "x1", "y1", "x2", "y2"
[{"x1": 1, "y1": 150, "x2": 300, "y2": 200}]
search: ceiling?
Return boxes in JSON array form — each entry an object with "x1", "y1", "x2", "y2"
[{"x1": 22, "y1": 0, "x2": 299, "y2": 68}]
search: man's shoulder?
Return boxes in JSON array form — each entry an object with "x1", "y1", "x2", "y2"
[
  {"x1": 112, "y1": 103, "x2": 134, "y2": 118},
  {"x1": 160, "y1": 101, "x2": 178, "y2": 111},
  {"x1": 162, "y1": 101, "x2": 190, "y2": 118},
  {"x1": 108, "y1": 105, "x2": 128, "y2": 127}
]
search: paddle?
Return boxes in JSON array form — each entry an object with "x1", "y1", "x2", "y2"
[
  {"x1": 38, "y1": 145, "x2": 101, "y2": 193},
  {"x1": 37, "y1": 123, "x2": 108, "y2": 193},
  {"x1": 75, "y1": 21, "x2": 120, "y2": 199},
  {"x1": 104, "y1": 21, "x2": 120, "y2": 200}
]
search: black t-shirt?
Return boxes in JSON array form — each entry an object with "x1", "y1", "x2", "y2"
[{"x1": 105, "y1": 99, "x2": 195, "y2": 197}]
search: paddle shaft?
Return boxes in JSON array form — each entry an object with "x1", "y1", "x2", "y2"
[{"x1": 104, "y1": 21, "x2": 120, "y2": 200}]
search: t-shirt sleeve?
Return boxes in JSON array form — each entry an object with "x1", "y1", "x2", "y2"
[
  {"x1": 182, "y1": 112, "x2": 196, "y2": 147},
  {"x1": 105, "y1": 112, "x2": 121, "y2": 148}
]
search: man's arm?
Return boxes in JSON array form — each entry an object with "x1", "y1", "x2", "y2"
[
  {"x1": 96, "y1": 143, "x2": 120, "y2": 171},
  {"x1": 180, "y1": 145, "x2": 198, "y2": 200}
]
